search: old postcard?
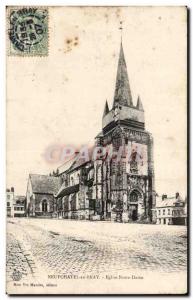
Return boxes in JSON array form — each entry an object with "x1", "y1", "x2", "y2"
[{"x1": 6, "y1": 6, "x2": 187, "y2": 295}]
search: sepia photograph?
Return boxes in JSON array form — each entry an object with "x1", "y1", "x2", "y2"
[{"x1": 6, "y1": 6, "x2": 187, "y2": 295}]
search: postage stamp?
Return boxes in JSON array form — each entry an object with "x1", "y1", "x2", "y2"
[{"x1": 7, "y1": 7, "x2": 48, "y2": 56}]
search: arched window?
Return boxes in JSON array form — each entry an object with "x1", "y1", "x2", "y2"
[
  {"x1": 130, "y1": 191, "x2": 138, "y2": 202},
  {"x1": 77, "y1": 173, "x2": 80, "y2": 184},
  {"x1": 88, "y1": 169, "x2": 94, "y2": 180},
  {"x1": 42, "y1": 199, "x2": 48, "y2": 212}
]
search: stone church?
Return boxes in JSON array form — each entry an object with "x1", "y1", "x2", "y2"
[{"x1": 26, "y1": 41, "x2": 156, "y2": 223}]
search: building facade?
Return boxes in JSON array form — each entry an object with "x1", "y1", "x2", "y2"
[
  {"x1": 13, "y1": 195, "x2": 26, "y2": 217},
  {"x1": 55, "y1": 158, "x2": 94, "y2": 220},
  {"x1": 54, "y1": 41, "x2": 156, "y2": 223},
  {"x1": 6, "y1": 188, "x2": 26, "y2": 218},
  {"x1": 6, "y1": 187, "x2": 15, "y2": 217},
  {"x1": 154, "y1": 193, "x2": 187, "y2": 225},
  {"x1": 26, "y1": 174, "x2": 61, "y2": 217}
]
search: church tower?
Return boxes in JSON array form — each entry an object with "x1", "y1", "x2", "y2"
[{"x1": 94, "y1": 40, "x2": 155, "y2": 223}]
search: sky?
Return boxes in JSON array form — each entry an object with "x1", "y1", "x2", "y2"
[{"x1": 7, "y1": 6, "x2": 187, "y2": 197}]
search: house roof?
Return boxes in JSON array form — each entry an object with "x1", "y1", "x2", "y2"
[
  {"x1": 156, "y1": 196, "x2": 184, "y2": 208},
  {"x1": 14, "y1": 195, "x2": 26, "y2": 205},
  {"x1": 15, "y1": 195, "x2": 26, "y2": 201},
  {"x1": 29, "y1": 174, "x2": 61, "y2": 195}
]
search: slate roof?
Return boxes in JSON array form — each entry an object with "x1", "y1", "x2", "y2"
[
  {"x1": 58, "y1": 156, "x2": 77, "y2": 175},
  {"x1": 14, "y1": 195, "x2": 26, "y2": 205},
  {"x1": 95, "y1": 131, "x2": 104, "y2": 138},
  {"x1": 113, "y1": 42, "x2": 133, "y2": 107},
  {"x1": 67, "y1": 158, "x2": 90, "y2": 173},
  {"x1": 58, "y1": 152, "x2": 92, "y2": 175},
  {"x1": 15, "y1": 195, "x2": 26, "y2": 202},
  {"x1": 156, "y1": 196, "x2": 184, "y2": 208},
  {"x1": 55, "y1": 184, "x2": 79, "y2": 198},
  {"x1": 29, "y1": 174, "x2": 61, "y2": 195}
]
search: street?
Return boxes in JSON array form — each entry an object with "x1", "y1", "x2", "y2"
[{"x1": 6, "y1": 218, "x2": 187, "y2": 294}]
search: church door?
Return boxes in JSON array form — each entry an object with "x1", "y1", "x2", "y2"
[
  {"x1": 132, "y1": 206, "x2": 138, "y2": 221},
  {"x1": 129, "y1": 190, "x2": 139, "y2": 221}
]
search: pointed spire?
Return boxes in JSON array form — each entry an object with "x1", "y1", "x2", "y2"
[
  {"x1": 113, "y1": 41, "x2": 133, "y2": 108},
  {"x1": 136, "y1": 95, "x2": 144, "y2": 111},
  {"x1": 103, "y1": 100, "x2": 109, "y2": 117}
]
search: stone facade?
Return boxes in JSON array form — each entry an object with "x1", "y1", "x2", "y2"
[
  {"x1": 56, "y1": 161, "x2": 94, "y2": 220},
  {"x1": 26, "y1": 174, "x2": 61, "y2": 217},
  {"x1": 26, "y1": 41, "x2": 155, "y2": 222},
  {"x1": 54, "y1": 41, "x2": 156, "y2": 223},
  {"x1": 31, "y1": 194, "x2": 55, "y2": 217}
]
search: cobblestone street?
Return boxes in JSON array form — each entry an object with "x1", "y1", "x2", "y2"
[{"x1": 7, "y1": 218, "x2": 187, "y2": 282}]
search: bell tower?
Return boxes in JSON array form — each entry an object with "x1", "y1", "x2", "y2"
[{"x1": 94, "y1": 31, "x2": 155, "y2": 223}]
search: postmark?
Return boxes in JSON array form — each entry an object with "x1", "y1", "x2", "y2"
[
  {"x1": 7, "y1": 7, "x2": 48, "y2": 56},
  {"x1": 12, "y1": 270, "x2": 22, "y2": 281}
]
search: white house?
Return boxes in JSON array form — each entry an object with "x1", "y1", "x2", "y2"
[{"x1": 154, "y1": 193, "x2": 187, "y2": 225}]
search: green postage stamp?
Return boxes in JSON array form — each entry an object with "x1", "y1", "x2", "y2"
[{"x1": 7, "y1": 7, "x2": 48, "y2": 56}]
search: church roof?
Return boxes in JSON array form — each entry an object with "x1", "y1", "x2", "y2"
[
  {"x1": 66, "y1": 157, "x2": 90, "y2": 173},
  {"x1": 136, "y1": 95, "x2": 144, "y2": 111},
  {"x1": 58, "y1": 156, "x2": 77, "y2": 174},
  {"x1": 103, "y1": 100, "x2": 109, "y2": 117},
  {"x1": 55, "y1": 183, "x2": 79, "y2": 198},
  {"x1": 113, "y1": 42, "x2": 133, "y2": 107},
  {"x1": 95, "y1": 131, "x2": 103, "y2": 138},
  {"x1": 102, "y1": 40, "x2": 145, "y2": 132},
  {"x1": 58, "y1": 151, "x2": 92, "y2": 175},
  {"x1": 29, "y1": 174, "x2": 61, "y2": 195}
]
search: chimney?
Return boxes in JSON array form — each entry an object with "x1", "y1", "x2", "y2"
[{"x1": 162, "y1": 194, "x2": 167, "y2": 200}]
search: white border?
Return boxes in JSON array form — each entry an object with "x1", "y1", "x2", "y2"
[
  {"x1": 3, "y1": 0, "x2": 193, "y2": 5},
  {"x1": 0, "y1": 1, "x2": 191, "y2": 299}
]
